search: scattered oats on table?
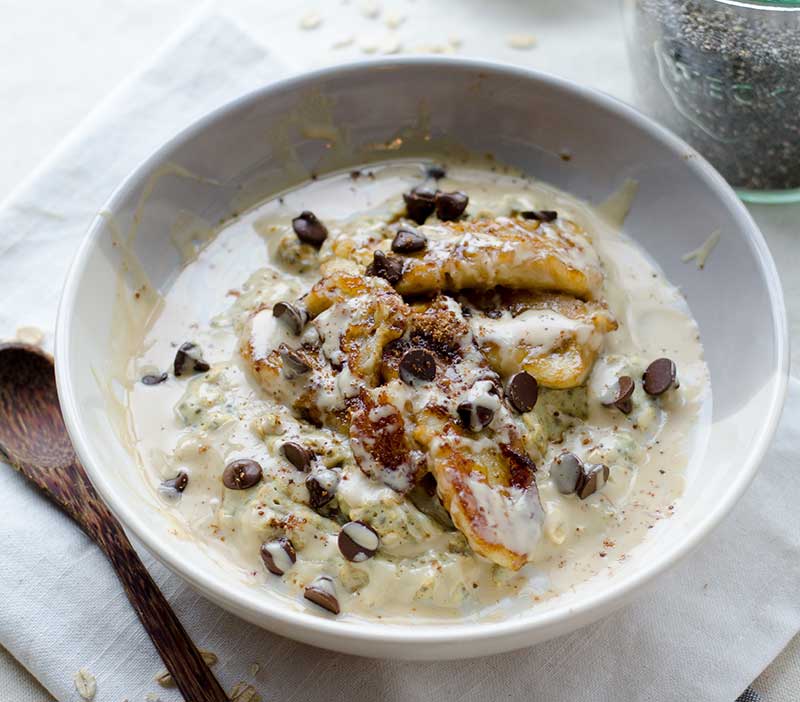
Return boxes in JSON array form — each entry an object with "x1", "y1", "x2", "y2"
[
  {"x1": 73, "y1": 668, "x2": 97, "y2": 700},
  {"x1": 331, "y1": 34, "x2": 355, "y2": 49},
  {"x1": 299, "y1": 11, "x2": 322, "y2": 30},
  {"x1": 15, "y1": 325, "x2": 44, "y2": 345},
  {"x1": 230, "y1": 681, "x2": 263, "y2": 702},
  {"x1": 155, "y1": 648, "x2": 218, "y2": 687},
  {"x1": 360, "y1": 0, "x2": 381, "y2": 19},
  {"x1": 385, "y1": 12, "x2": 405, "y2": 28},
  {"x1": 507, "y1": 33, "x2": 537, "y2": 49}
]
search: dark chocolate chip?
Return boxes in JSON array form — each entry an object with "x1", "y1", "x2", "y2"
[
  {"x1": 279, "y1": 344, "x2": 311, "y2": 378},
  {"x1": 643, "y1": 358, "x2": 678, "y2": 396},
  {"x1": 338, "y1": 520, "x2": 380, "y2": 562},
  {"x1": 520, "y1": 210, "x2": 558, "y2": 222},
  {"x1": 222, "y1": 459, "x2": 263, "y2": 490},
  {"x1": 403, "y1": 186, "x2": 437, "y2": 224},
  {"x1": 281, "y1": 441, "x2": 314, "y2": 471},
  {"x1": 173, "y1": 342, "x2": 210, "y2": 377},
  {"x1": 306, "y1": 475, "x2": 336, "y2": 509},
  {"x1": 603, "y1": 375, "x2": 635, "y2": 414},
  {"x1": 577, "y1": 463, "x2": 610, "y2": 500},
  {"x1": 273, "y1": 301, "x2": 307, "y2": 335},
  {"x1": 162, "y1": 471, "x2": 189, "y2": 493},
  {"x1": 434, "y1": 191, "x2": 469, "y2": 221},
  {"x1": 260, "y1": 537, "x2": 296, "y2": 576},
  {"x1": 391, "y1": 227, "x2": 427, "y2": 254},
  {"x1": 292, "y1": 211, "x2": 328, "y2": 248},
  {"x1": 550, "y1": 452, "x2": 583, "y2": 494},
  {"x1": 366, "y1": 250, "x2": 404, "y2": 285},
  {"x1": 507, "y1": 371, "x2": 539, "y2": 413},
  {"x1": 142, "y1": 372, "x2": 168, "y2": 386},
  {"x1": 398, "y1": 348, "x2": 437, "y2": 384},
  {"x1": 304, "y1": 575, "x2": 340, "y2": 614},
  {"x1": 457, "y1": 401, "x2": 494, "y2": 432},
  {"x1": 426, "y1": 165, "x2": 447, "y2": 180}
]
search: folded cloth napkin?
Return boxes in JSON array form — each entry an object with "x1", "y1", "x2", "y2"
[{"x1": 1, "y1": 10, "x2": 798, "y2": 702}]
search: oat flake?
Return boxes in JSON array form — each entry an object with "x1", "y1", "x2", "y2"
[
  {"x1": 15, "y1": 325, "x2": 44, "y2": 345},
  {"x1": 507, "y1": 33, "x2": 537, "y2": 49},
  {"x1": 360, "y1": 0, "x2": 381, "y2": 18},
  {"x1": 331, "y1": 35, "x2": 355, "y2": 49},
  {"x1": 155, "y1": 649, "x2": 218, "y2": 687},
  {"x1": 230, "y1": 681, "x2": 263, "y2": 702},
  {"x1": 74, "y1": 669, "x2": 97, "y2": 700},
  {"x1": 299, "y1": 11, "x2": 322, "y2": 30},
  {"x1": 385, "y1": 12, "x2": 405, "y2": 29}
]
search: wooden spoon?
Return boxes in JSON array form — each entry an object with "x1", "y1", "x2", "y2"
[{"x1": 0, "y1": 342, "x2": 229, "y2": 701}]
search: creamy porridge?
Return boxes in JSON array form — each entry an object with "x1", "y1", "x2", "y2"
[{"x1": 125, "y1": 161, "x2": 709, "y2": 622}]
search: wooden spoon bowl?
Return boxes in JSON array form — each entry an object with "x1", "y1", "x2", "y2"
[{"x1": 0, "y1": 342, "x2": 228, "y2": 701}]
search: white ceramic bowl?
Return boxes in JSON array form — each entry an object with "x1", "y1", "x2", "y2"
[{"x1": 55, "y1": 58, "x2": 788, "y2": 660}]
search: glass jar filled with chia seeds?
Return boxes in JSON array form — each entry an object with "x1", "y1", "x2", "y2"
[{"x1": 623, "y1": 0, "x2": 800, "y2": 203}]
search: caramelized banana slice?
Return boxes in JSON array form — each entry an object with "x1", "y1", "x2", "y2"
[
  {"x1": 241, "y1": 272, "x2": 409, "y2": 429},
  {"x1": 394, "y1": 216, "x2": 603, "y2": 300},
  {"x1": 465, "y1": 290, "x2": 617, "y2": 389},
  {"x1": 306, "y1": 272, "x2": 408, "y2": 385},
  {"x1": 427, "y1": 429, "x2": 542, "y2": 571},
  {"x1": 349, "y1": 387, "x2": 425, "y2": 492},
  {"x1": 381, "y1": 296, "x2": 544, "y2": 569}
]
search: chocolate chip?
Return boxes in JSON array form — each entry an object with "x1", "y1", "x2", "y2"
[
  {"x1": 577, "y1": 463, "x2": 610, "y2": 500},
  {"x1": 173, "y1": 342, "x2": 210, "y2": 377},
  {"x1": 550, "y1": 452, "x2": 583, "y2": 494},
  {"x1": 399, "y1": 348, "x2": 436, "y2": 384},
  {"x1": 403, "y1": 186, "x2": 437, "y2": 224},
  {"x1": 273, "y1": 301, "x2": 307, "y2": 335},
  {"x1": 507, "y1": 371, "x2": 539, "y2": 413},
  {"x1": 338, "y1": 521, "x2": 380, "y2": 562},
  {"x1": 457, "y1": 401, "x2": 494, "y2": 432},
  {"x1": 222, "y1": 459, "x2": 263, "y2": 490},
  {"x1": 643, "y1": 358, "x2": 678, "y2": 396},
  {"x1": 260, "y1": 537, "x2": 296, "y2": 576},
  {"x1": 426, "y1": 165, "x2": 447, "y2": 180},
  {"x1": 603, "y1": 375, "x2": 635, "y2": 414},
  {"x1": 142, "y1": 372, "x2": 168, "y2": 386},
  {"x1": 281, "y1": 441, "x2": 313, "y2": 471},
  {"x1": 304, "y1": 575, "x2": 340, "y2": 614},
  {"x1": 391, "y1": 227, "x2": 427, "y2": 254},
  {"x1": 435, "y1": 191, "x2": 469, "y2": 221},
  {"x1": 292, "y1": 211, "x2": 328, "y2": 248},
  {"x1": 521, "y1": 210, "x2": 558, "y2": 222},
  {"x1": 279, "y1": 344, "x2": 311, "y2": 378},
  {"x1": 306, "y1": 474, "x2": 336, "y2": 509},
  {"x1": 366, "y1": 250, "x2": 404, "y2": 285},
  {"x1": 162, "y1": 471, "x2": 189, "y2": 493}
]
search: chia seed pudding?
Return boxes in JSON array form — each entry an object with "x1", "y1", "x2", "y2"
[{"x1": 624, "y1": 0, "x2": 800, "y2": 193}]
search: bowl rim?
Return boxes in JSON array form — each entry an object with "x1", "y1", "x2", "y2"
[{"x1": 55, "y1": 56, "x2": 789, "y2": 650}]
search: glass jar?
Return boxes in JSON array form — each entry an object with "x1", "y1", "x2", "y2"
[{"x1": 623, "y1": 0, "x2": 800, "y2": 203}]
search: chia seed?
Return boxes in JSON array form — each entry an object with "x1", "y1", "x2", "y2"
[{"x1": 625, "y1": 0, "x2": 800, "y2": 191}]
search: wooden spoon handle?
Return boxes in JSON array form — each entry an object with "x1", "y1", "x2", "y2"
[{"x1": 100, "y1": 521, "x2": 229, "y2": 701}]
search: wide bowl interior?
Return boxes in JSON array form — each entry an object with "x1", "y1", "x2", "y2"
[{"x1": 55, "y1": 59, "x2": 787, "y2": 660}]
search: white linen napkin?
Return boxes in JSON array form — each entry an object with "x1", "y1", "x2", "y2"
[{"x1": 1, "y1": 10, "x2": 798, "y2": 702}]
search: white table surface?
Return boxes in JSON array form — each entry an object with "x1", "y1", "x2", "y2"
[{"x1": 2, "y1": 0, "x2": 798, "y2": 699}]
